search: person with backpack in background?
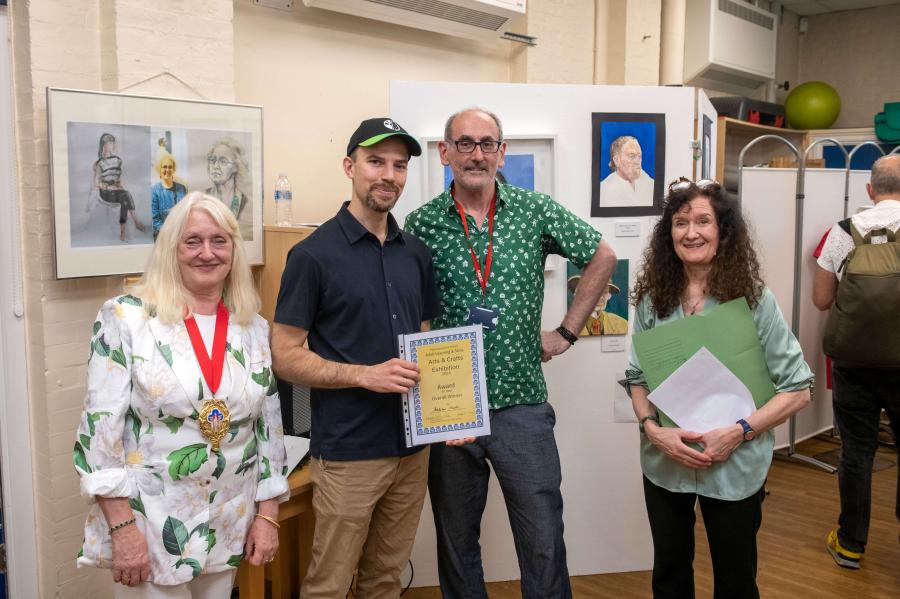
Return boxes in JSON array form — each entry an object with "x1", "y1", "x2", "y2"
[{"x1": 813, "y1": 154, "x2": 900, "y2": 569}]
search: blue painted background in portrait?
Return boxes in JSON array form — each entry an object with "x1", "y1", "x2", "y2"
[
  {"x1": 443, "y1": 154, "x2": 535, "y2": 191},
  {"x1": 599, "y1": 121, "x2": 657, "y2": 180}
]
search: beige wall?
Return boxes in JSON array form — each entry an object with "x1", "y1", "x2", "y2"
[
  {"x1": 233, "y1": 2, "x2": 512, "y2": 225},
  {"x1": 510, "y1": 0, "x2": 595, "y2": 85},
  {"x1": 605, "y1": 0, "x2": 661, "y2": 85},
  {"x1": 774, "y1": 8, "x2": 801, "y2": 106},
  {"x1": 797, "y1": 5, "x2": 900, "y2": 129}
]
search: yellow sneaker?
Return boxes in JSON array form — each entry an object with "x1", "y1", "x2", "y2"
[{"x1": 827, "y1": 529, "x2": 862, "y2": 569}]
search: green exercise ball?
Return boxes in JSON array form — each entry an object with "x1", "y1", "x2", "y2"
[{"x1": 784, "y1": 81, "x2": 841, "y2": 129}]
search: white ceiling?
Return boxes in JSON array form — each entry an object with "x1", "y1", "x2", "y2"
[{"x1": 778, "y1": 0, "x2": 900, "y2": 16}]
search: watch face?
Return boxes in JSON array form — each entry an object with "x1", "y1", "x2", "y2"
[{"x1": 745, "y1": 430, "x2": 756, "y2": 441}]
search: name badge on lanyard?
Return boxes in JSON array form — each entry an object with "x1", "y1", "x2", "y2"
[{"x1": 454, "y1": 192, "x2": 499, "y2": 331}]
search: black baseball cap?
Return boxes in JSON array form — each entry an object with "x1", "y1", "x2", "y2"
[{"x1": 346, "y1": 117, "x2": 422, "y2": 157}]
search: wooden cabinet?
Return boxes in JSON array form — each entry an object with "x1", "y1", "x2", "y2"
[
  {"x1": 256, "y1": 225, "x2": 316, "y2": 323},
  {"x1": 716, "y1": 117, "x2": 808, "y2": 191}
]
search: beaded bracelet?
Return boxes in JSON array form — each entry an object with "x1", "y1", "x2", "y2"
[
  {"x1": 255, "y1": 513, "x2": 280, "y2": 529},
  {"x1": 108, "y1": 517, "x2": 136, "y2": 535}
]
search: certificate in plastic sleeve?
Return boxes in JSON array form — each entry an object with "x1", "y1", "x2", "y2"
[{"x1": 398, "y1": 325, "x2": 490, "y2": 447}]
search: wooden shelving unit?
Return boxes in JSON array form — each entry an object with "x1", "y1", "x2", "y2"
[
  {"x1": 716, "y1": 117, "x2": 809, "y2": 190},
  {"x1": 255, "y1": 225, "x2": 316, "y2": 323}
]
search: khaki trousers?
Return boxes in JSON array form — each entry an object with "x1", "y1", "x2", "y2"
[{"x1": 300, "y1": 448, "x2": 429, "y2": 599}]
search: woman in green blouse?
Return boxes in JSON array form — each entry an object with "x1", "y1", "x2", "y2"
[{"x1": 626, "y1": 178, "x2": 813, "y2": 599}]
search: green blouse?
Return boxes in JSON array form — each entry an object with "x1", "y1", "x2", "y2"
[{"x1": 626, "y1": 287, "x2": 813, "y2": 500}]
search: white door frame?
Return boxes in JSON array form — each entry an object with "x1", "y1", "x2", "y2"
[{"x1": 0, "y1": 6, "x2": 40, "y2": 598}]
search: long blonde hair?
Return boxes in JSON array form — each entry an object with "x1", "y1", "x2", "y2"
[{"x1": 129, "y1": 191, "x2": 260, "y2": 325}]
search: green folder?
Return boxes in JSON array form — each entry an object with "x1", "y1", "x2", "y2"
[{"x1": 632, "y1": 297, "x2": 775, "y2": 427}]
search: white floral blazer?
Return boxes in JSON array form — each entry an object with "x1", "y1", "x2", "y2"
[{"x1": 74, "y1": 295, "x2": 289, "y2": 585}]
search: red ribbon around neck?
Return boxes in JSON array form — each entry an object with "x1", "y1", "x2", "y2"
[{"x1": 183, "y1": 299, "x2": 229, "y2": 396}]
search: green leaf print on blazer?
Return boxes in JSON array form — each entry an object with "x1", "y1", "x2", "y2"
[{"x1": 167, "y1": 443, "x2": 209, "y2": 481}]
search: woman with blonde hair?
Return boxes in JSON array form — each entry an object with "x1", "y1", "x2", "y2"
[
  {"x1": 74, "y1": 192, "x2": 287, "y2": 597},
  {"x1": 150, "y1": 152, "x2": 188, "y2": 240}
]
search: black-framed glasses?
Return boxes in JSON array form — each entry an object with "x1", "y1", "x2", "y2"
[{"x1": 449, "y1": 139, "x2": 502, "y2": 154}]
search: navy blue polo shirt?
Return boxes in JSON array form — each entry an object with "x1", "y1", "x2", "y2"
[{"x1": 274, "y1": 202, "x2": 441, "y2": 461}]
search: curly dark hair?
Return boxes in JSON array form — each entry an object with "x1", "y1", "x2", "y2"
[{"x1": 631, "y1": 179, "x2": 764, "y2": 317}]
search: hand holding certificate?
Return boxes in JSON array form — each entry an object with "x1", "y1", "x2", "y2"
[{"x1": 398, "y1": 325, "x2": 491, "y2": 447}]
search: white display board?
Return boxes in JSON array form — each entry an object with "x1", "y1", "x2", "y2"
[
  {"x1": 740, "y1": 167, "x2": 848, "y2": 447},
  {"x1": 848, "y1": 170, "x2": 875, "y2": 216},
  {"x1": 390, "y1": 81, "x2": 697, "y2": 586}
]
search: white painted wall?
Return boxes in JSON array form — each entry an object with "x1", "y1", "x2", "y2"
[{"x1": 390, "y1": 81, "x2": 698, "y2": 585}]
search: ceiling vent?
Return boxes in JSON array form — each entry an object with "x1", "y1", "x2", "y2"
[
  {"x1": 683, "y1": 0, "x2": 777, "y2": 94},
  {"x1": 302, "y1": 0, "x2": 526, "y2": 41}
]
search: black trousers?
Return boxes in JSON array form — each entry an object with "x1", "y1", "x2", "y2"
[
  {"x1": 100, "y1": 188, "x2": 135, "y2": 224},
  {"x1": 832, "y1": 366, "x2": 900, "y2": 553},
  {"x1": 643, "y1": 476, "x2": 765, "y2": 599}
]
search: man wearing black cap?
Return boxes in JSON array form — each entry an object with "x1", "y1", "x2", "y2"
[{"x1": 271, "y1": 118, "x2": 441, "y2": 598}]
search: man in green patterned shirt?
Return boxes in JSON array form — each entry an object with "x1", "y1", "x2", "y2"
[{"x1": 405, "y1": 108, "x2": 617, "y2": 599}]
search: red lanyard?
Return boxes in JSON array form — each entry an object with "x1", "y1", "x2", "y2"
[
  {"x1": 184, "y1": 299, "x2": 229, "y2": 396},
  {"x1": 453, "y1": 191, "x2": 496, "y2": 299}
]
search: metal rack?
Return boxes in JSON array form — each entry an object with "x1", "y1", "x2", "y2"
[{"x1": 736, "y1": 135, "x2": 859, "y2": 473}]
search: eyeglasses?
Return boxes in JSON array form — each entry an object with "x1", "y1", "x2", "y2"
[
  {"x1": 448, "y1": 139, "x2": 502, "y2": 154},
  {"x1": 669, "y1": 178, "x2": 718, "y2": 192},
  {"x1": 207, "y1": 156, "x2": 234, "y2": 167}
]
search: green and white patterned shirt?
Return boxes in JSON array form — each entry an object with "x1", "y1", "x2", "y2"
[{"x1": 405, "y1": 183, "x2": 603, "y2": 410}]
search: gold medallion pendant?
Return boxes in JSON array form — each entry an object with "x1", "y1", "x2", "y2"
[{"x1": 198, "y1": 398, "x2": 230, "y2": 452}]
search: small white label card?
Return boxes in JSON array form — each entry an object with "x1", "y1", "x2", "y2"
[
  {"x1": 615, "y1": 221, "x2": 640, "y2": 237},
  {"x1": 601, "y1": 335, "x2": 626, "y2": 352}
]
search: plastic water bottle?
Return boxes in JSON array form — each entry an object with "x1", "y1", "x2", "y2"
[{"x1": 274, "y1": 173, "x2": 293, "y2": 226}]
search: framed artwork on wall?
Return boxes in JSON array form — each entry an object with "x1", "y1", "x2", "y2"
[
  {"x1": 47, "y1": 88, "x2": 264, "y2": 279},
  {"x1": 591, "y1": 112, "x2": 665, "y2": 217},
  {"x1": 566, "y1": 259, "x2": 630, "y2": 336},
  {"x1": 422, "y1": 135, "x2": 557, "y2": 202}
]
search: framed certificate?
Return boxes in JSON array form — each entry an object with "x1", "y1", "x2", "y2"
[{"x1": 398, "y1": 325, "x2": 491, "y2": 447}]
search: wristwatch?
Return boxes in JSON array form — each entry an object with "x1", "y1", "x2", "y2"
[
  {"x1": 555, "y1": 325, "x2": 578, "y2": 345},
  {"x1": 736, "y1": 418, "x2": 756, "y2": 441},
  {"x1": 639, "y1": 415, "x2": 659, "y2": 434}
]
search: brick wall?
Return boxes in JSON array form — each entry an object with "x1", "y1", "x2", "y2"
[
  {"x1": 797, "y1": 5, "x2": 900, "y2": 129},
  {"x1": 10, "y1": 2, "x2": 235, "y2": 597}
]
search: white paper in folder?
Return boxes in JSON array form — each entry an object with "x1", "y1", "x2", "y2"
[
  {"x1": 284, "y1": 435, "x2": 311, "y2": 474},
  {"x1": 647, "y1": 347, "x2": 755, "y2": 433}
]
